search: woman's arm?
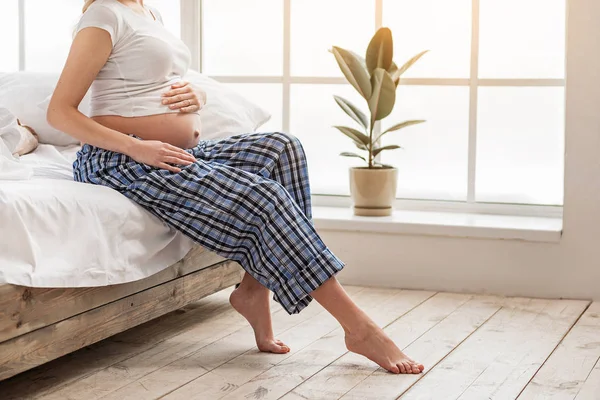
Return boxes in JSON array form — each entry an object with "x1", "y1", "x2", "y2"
[{"x1": 47, "y1": 28, "x2": 195, "y2": 172}]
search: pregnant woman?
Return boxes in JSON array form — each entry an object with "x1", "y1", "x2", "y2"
[{"x1": 47, "y1": 0, "x2": 424, "y2": 374}]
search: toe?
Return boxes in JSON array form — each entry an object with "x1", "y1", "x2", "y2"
[
  {"x1": 387, "y1": 364, "x2": 400, "y2": 374},
  {"x1": 397, "y1": 363, "x2": 407, "y2": 374},
  {"x1": 411, "y1": 363, "x2": 421, "y2": 374},
  {"x1": 258, "y1": 340, "x2": 290, "y2": 354},
  {"x1": 402, "y1": 361, "x2": 413, "y2": 374},
  {"x1": 276, "y1": 342, "x2": 291, "y2": 353},
  {"x1": 276, "y1": 340, "x2": 290, "y2": 353},
  {"x1": 274, "y1": 345, "x2": 290, "y2": 354}
]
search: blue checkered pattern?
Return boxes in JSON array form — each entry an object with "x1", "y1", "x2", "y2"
[{"x1": 73, "y1": 132, "x2": 344, "y2": 314}]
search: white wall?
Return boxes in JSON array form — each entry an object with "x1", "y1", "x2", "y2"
[{"x1": 322, "y1": 0, "x2": 600, "y2": 300}]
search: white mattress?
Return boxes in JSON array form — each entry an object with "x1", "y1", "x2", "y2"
[{"x1": 0, "y1": 145, "x2": 195, "y2": 287}]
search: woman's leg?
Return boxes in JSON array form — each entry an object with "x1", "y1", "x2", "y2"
[
  {"x1": 312, "y1": 277, "x2": 424, "y2": 374},
  {"x1": 191, "y1": 132, "x2": 312, "y2": 217},
  {"x1": 86, "y1": 134, "x2": 423, "y2": 372},
  {"x1": 229, "y1": 272, "x2": 290, "y2": 353},
  {"x1": 188, "y1": 133, "x2": 422, "y2": 373},
  {"x1": 191, "y1": 132, "x2": 312, "y2": 351}
]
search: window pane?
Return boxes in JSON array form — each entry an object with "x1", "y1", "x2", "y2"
[
  {"x1": 0, "y1": 1, "x2": 19, "y2": 72},
  {"x1": 202, "y1": 0, "x2": 282, "y2": 76},
  {"x1": 383, "y1": 0, "x2": 471, "y2": 78},
  {"x1": 224, "y1": 84, "x2": 283, "y2": 132},
  {"x1": 25, "y1": 0, "x2": 81, "y2": 72},
  {"x1": 476, "y1": 87, "x2": 565, "y2": 205},
  {"x1": 290, "y1": 85, "x2": 369, "y2": 195},
  {"x1": 381, "y1": 86, "x2": 470, "y2": 201},
  {"x1": 146, "y1": 0, "x2": 181, "y2": 37},
  {"x1": 291, "y1": 0, "x2": 375, "y2": 77},
  {"x1": 479, "y1": 0, "x2": 566, "y2": 79}
]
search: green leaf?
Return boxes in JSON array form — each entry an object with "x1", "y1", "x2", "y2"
[
  {"x1": 332, "y1": 46, "x2": 372, "y2": 100},
  {"x1": 366, "y1": 28, "x2": 394, "y2": 75},
  {"x1": 373, "y1": 145, "x2": 401, "y2": 157},
  {"x1": 333, "y1": 96, "x2": 369, "y2": 130},
  {"x1": 392, "y1": 50, "x2": 429, "y2": 83},
  {"x1": 349, "y1": 50, "x2": 367, "y2": 68},
  {"x1": 340, "y1": 152, "x2": 367, "y2": 162},
  {"x1": 333, "y1": 126, "x2": 370, "y2": 147},
  {"x1": 388, "y1": 62, "x2": 400, "y2": 87},
  {"x1": 354, "y1": 142, "x2": 368, "y2": 151},
  {"x1": 333, "y1": 48, "x2": 367, "y2": 68},
  {"x1": 369, "y1": 68, "x2": 396, "y2": 125},
  {"x1": 374, "y1": 120, "x2": 426, "y2": 142}
]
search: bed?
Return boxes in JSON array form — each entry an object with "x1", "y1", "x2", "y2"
[
  {"x1": 0, "y1": 71, "x2": 271, "y2": 381},
  {"x1": 0, "y1": 143, "x2": 244, "y2": 381}
]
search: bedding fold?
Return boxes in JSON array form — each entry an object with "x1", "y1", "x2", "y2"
[
  {"x1": 0, "y1": 144, "x2": 195, "y2": 287},
  {"x1": 0, "y1": 108, "x2": 33, "y2": 180}
]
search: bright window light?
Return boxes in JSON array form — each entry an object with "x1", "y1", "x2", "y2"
[
  {"x1": 202, "y1": 0, "x2": 283, "y2": 76},
  {"x1": 145, "y1": 0, "x2": 181, "y2": 38},
  {"x1": 383, "y1": 0, "x2": 472, "y2": 78},
  {"x1": 0, "y1": 0, "x2": 567, "y2": 210},
  {"x1": 0, "y1": 0, "x2": 19, "y2": 72}
]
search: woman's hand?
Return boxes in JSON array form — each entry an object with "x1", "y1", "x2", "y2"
[
  {"x1": 161, "y1": 82, "x2": 206, "y2": 113},
  {"x1": 129, "y1": 140, "x2": 197, "y2": 173}
]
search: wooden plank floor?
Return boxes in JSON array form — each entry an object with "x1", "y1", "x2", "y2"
[{"x1": 0, "y1": 287, "x2": 597, "y2": 400}]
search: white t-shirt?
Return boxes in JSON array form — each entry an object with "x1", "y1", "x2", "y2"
[{"x1": 75, "y1": 0, "x2": 195, "y2": 117}]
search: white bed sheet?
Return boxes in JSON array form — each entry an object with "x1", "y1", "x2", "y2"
[{"x1": 0, "y1": 145, "x2": 195, "y2": 287}]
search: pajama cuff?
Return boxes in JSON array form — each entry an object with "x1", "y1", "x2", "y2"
[{"x1": 274, "y1": 247, "x2": 345, "y2": 315}]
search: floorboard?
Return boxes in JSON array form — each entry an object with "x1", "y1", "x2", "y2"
[
  {"x1": 1, "y1": 288, "x2": 598, "y2": 400},
  {"x1": 400, "y1": 298, "x2": 589, "y2": 400},
  {"x1": 98, "y1": 286, "x2": 366, "y2": 400},
  {"x1": 574, "y1": 359, "x2": 600, "y2": 400},
  {"x1": 519, "y1": 302, "x2": 600, "y2": 400},
  {"x1": 338, "y1": 295, "x2": 502, "y2": 400},
  {"x1": 0, "y1": 289, "x2": 234, "y2": 400},
  {"x1": 284, "y1": 293, "x2": 480, "y2": 400},
  {"x1": 163, "y1": 288, "x2": 434, "y2": 400}
]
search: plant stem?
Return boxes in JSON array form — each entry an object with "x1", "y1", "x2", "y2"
[{"x1": 368, "y1": 120, "x2": 374, "y2": 169}]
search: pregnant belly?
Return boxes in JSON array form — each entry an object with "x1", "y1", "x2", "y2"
[{"x1": 93, "y1": 113, "x2": 202, "y2": 149}]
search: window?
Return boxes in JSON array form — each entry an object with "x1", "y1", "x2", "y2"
[
  {"x1": 0, "y1": 0, "x2": 181, "y2": 72},
  {"x1": 197, "y1": 0, "x2": 566, "y2": 208},
  {"x1": 0, "y1": 0, "x2": 566, "y2": 211}
]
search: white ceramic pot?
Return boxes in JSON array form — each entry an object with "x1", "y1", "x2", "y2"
[{"x1": 349, "y1": 167, "x2": 398, "y2": 216}]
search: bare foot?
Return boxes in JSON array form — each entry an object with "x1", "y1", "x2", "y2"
[
  {"x1": 345, "y1": 322, "x2": 424, "y2": 374},
  {"x1": 229, "y1": 285, "x2": 290, "y2": 354}
]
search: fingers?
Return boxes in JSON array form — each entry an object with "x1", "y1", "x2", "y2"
[
  {"x1": 166, "y1": 144, "x2": 197, "y2": 162},
  {"x1": 170, "y1": 81, "x2": 189, "y2": 90},
  {"x1": 179, "y1": 104, "x2": 201, "y2": 113},
  {"x1": 163, "y1": 155, "x2": 194, "y2": 166},
  {"x1": 162, "y1": 92, "x2": 195, "y2": 106},
  {"x1": 168, "y1": 98, "x2": 197, "y2": 111},
  {"x1": 165, "y1": 150, "x2": 195, "y2": 164},
  {"x1": 157, "y1": 162, "x2": 182, "y2": 173},
  {"x1": 162, "y1": 85, "x2": 192, "y2": 99}
]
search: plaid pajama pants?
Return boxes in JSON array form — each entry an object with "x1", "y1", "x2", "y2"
[{"x1": 73, "y1": 132, "x2": 344, "y2": 314}]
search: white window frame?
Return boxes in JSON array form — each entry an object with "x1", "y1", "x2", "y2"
[
  {"x1": 183, "y1": 0, "x2": 563, "y2": 218},
  {"x1": 4, "y1": 0, "x2": 563, "y2": 219}
]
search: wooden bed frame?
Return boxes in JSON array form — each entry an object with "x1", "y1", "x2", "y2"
[{"x1": 0, "y1": 246, "x2": 243, "y2": 381}]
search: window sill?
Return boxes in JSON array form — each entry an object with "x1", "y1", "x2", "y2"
[{"x1": 312, "y1": 207, "x2": 563, "y2": 243}]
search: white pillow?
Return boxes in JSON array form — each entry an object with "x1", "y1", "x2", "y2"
[
  {"x1": 0, "y1": 72, "x2": 89, "y2": 146},
  {"x1": 33, "y1": 69, "x2": 270, "y2": 143},
  {"x1": 184, "y1": 70, "x2": 271, "y2": 140}
]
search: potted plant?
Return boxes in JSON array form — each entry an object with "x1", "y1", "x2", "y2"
[{"x1": 331, "y1": 28, "x2": 427, "y2": 216}]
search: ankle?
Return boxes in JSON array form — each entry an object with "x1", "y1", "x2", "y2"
[
  {"x1": 342, "y1": 314, "x2": 378, "y2": 339},
  {"x1": 238, "y1": 275, "x2": 268, "y2": 293}
]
